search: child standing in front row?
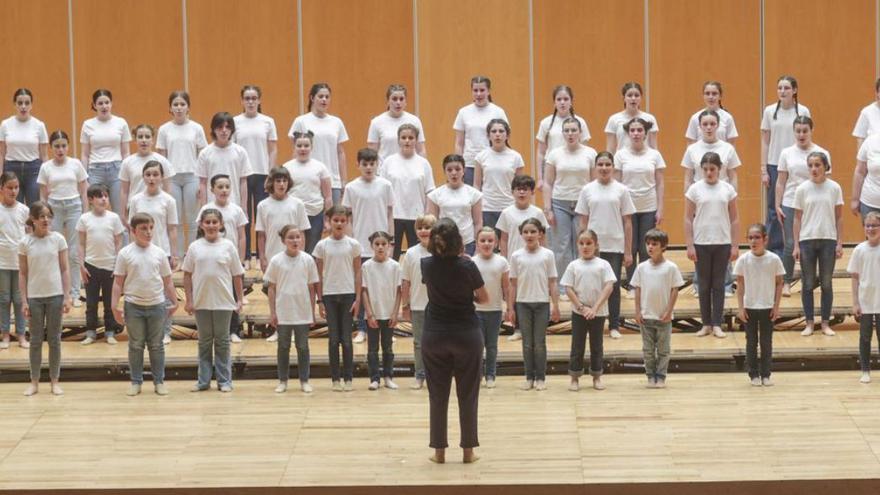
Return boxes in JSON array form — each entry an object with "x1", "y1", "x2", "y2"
[
  {"x1": 733, "y1": 224, "x2": 784, "y2": 387},
  {"x1": 473, "y1": 226, "x2": 510, "y2": 389},
  {"x1": 631, "y1": 229, "x2": 683, "y2": 388},
  {"x1": 0, "y1": 172, "x2": 30, "y2": 350},
  {"x1": 400, "y1": 213, "x2": 436, "y2": 390},
  {"x1": 361, "y1": 231, "x2": 402, "y2": 391},
  {"x1": 849, "y1": 211, "x2": 880, "y2": 384}
]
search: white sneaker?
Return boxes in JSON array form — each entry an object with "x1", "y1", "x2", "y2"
[
  {"x1": 646, "y1": 377, "x2": 657, "y2": 388},
  {"x1": 127, "y1": 384, "x2": 142, "y2": 396},
  {"x1": 0, "y1": 337, "x2": 9, "y2": 349},
  {"x1": 801, "y1": 326, "x2": 814, "y2": 337},
  {"x1": 274, "y1": 382, "x2": 287, "y2": 393},
  {"x1": 485, "y1": 378, "x2": 496, "y2": 389},
  {"x1": 520, "y1": 380, "x2": 534, "y2": 391},
  {"x1": 860, "y1": 373, "x2": 871, "y2": 384},
  {"x1": 368, "y1": 381, "x2": 379, "y2": 391},
  {"x1": 163, "y1": 335, "x2": 172, "y2": 344},
  {"x1": 654, "y1": 378, "x2": 667, "y2": 389},
  {"x1": 384, "y1": 378, "x2": 398, "y2": 390},
  {"x1": 534, "y1": 380, "x2": 547, "y2": 391},
  {"x1": 80, "y1": 336, "x2": 95, "y2": 346},
  {"x1": 592, "y1": 377, "x2": 606, "y2": 390},
  {"x1": 154, "y1": 383, "x2": 169, "y2": 396},
  {"x1": 761, "y1": 377, "x2": 774, "y2": 387},
  {"x1": 713, "y1": 327, "x2": 727, "y2": 339},
  {"x1": 725, "y1": 291, "x2": 735, "y2": 298},
  {"x1": 106, "y1": 336, "x2": 118, "y2": 345},
  {"x1": 695, "y1": 326, "x2": 711, "y2": 337},
  {"x1": 750, "y1": 377, "x2": 762, "y2": 386},
  {"x1": 353, "y1": 331, "x2": 366, "y2": 344},
  {"x1": 343, "y1": 380, "x2": 353, "y2": 392},
  {"x1": 17, "y1": 337, "x2": 29, "y2": 349},
  {"x1": 230, "y1": 333, "x2": 243, "y2": 343},
  {"x1": 609, "y1": 329, "x2": 622, "y2": 339},
  {"x1": 568, "y1": 380, "x2": 579, "y2": 392},
  {"x1": 507, "y1": 331, "x2": 522, "y2": 342},
  {"x1": 331, "y1": 381, "x2": 343, "y2": 392},
  {"x1": 821, "y1": 326, "x2": 836, "y2": 336},
  {"x1": 72, "y1": 298, "x2": 82, "y2": 308},
  {"x1": 266, "y1": 332, "x2": 278, "y2": 342},
  {"x1": 219, "y1": 384, "x2": 233, "y2": 393},
  {"x1": 301, "y1": 382, "x2": 313, "y2": 393},
  {"x1": 410, "y1": 378, "x2": 424, "y2": 390}
]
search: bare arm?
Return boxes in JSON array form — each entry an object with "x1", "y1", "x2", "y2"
[
  {"x1": 728, "y1": 197, "x2": 740, "y2": 261},
  {"x1": 852, "y1": 273, "x2": 862, "y2": 318},
  {"x1": 426, "y1": 197, "x2": 438, "y2": 217},
  {"x1": 59, "y1": 248, "x2": 71, "y2": 312},
  {"x1": 728, "y1": 168, "x2": 738, "y2": 191},
  {"x1": 473, "y1": 161, "x2": 483, "y2": 190},
  {"x1": 268, "y1": 283, "x2": 278, "y2": 326},
  {"x1": 775, "y1": 170, "x2": 789, "y2": 218},
  {"x1": 163, "y1": 274, "x2": 178, "y2": 316},
  {"x1": 198, "y1": 177, "x2": 207, "y2": 207},
  {"x1": 623, "y1": 214, "x2": 633, "y2": 267},
  {"x1": 239, "y1": 178, "x2": 248, "y2": 209},
  {"x1": 834, "y1": 204, "x2": 844, "y2": 258},
  {"x1": 648, "y1": 132, "x2": 658, "y2": 149},
  {"x1": 81, "y1": 143, "x2": 91, "y2": 167},
  {"x1": 79, "y1": 180, "x2": 88, "y2": 211},
  {"x1": 792, "y1": 209, "x2": 803, "y2": 260},
  {"x1": 39, "y1": 184, "x2": 48, "y2": 203},
  {"x1": 499, "y1": 231, "x2": 509, "y2": 258},
  {"x1": 237, "y1": 226, "x2": 246, "y2": 265},
  {"x1": 416, "y1": 141, "x2": 427, "y2": 158},
  {"x1": 257, "y1": 231, "x2": 267, "y2": 272},
  {"x1": 183, "y1": 272, "x2": 194, "y2": 314},
  {"x1": 684, "y1": 198, "x2": 696, "y2": 261},
  {"x1": 321, "y1": 177, "x2": 332, "y2": 212},
  {"x1": 852, "y1": 160, "x2": 868, "y2": 215},
  {"x1": 683, "y1": 167, "x2": 694, "y2": 191},
  {"x1": 120, "y1": 141, "x2": 131, "y2": 159},
  {"x1": 337, "y1": 144, "x2": 347, "y2": 185},
  {"x1": 535, "y1": 140, "x2": 548, "y2": 186},
  {"x1": 119, "y1": 181, "x2": 130, "y2": 226},
  {"x1": 111, "y1": 274, "x2": 125, "y2": 322},
  {"x1": 268, "y1": 140, "x2": 278, "y2": 168},
  {"x1": 760, "y1": 130, "x2": 770, "y2": 186},
  {"x1": 168, "y1": 225, "x2": 179, "y2": 269},
  {"x1": 454, "y1": 131, "x2": 465, "y2": 155},
  {"x1": 654, "y1": 169, "x2": 665, "y2": 224},
  {"x1": 471, "y1": 199, "x2": 483, "y2": 234},
  {"x1": 605, "y1": 133, "x2": 617, "y2": 154}
]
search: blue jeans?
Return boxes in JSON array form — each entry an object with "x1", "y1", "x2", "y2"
[
  {"x1": 367, "y1": 319, "x2": 395, "y2": 382},
  {"x1": 765, "y1": 165, "x2": 783, "y2": 256},
  {"x1": 798, "y1": 239, "x2": 836, "y2": 321},
  {"x1": 88, "y1": 161, "x2": 122, "y2": 218},
  {"x1": 277, "y1": 324, "x2": 310, "y2": 383},
  {"x1": 641, "y1": 318, "x2": 671, "y2": 380},
  {"x1": 551, "y1": 198, "x2": 578, "y2": 291},
  {"x1": 28, "y1": 295, "x2": 63, "y2": 381},
  {"x1": 194, "y1": 309, "x2": 233, "y2": 388},
  {"x1": 324, "y1": 293, "x2": 355, "y2": 382},
  {"x1": 48, "y1": 197, "x2": 82, "y2": 301},
  {"x1": 464, "y1": 167, "x2": 475, "y2": 186},
  {"x1": 411, "y1": 310, "x2": 426, "y2": 380},
  {"x1": 477, "y1": 310, "x2": 502, "y2": 379},
  {"x1": 125, "y1": 301, "x2": 166, "y2": 385},
  {"x1": 169, "y1": 172, "x2": 199, "y2": 258},
  {"x1": 860, "y1": 201, "x2": 880, "y2": 221},
  {"x1": 0, "y1": 269, "x2": 25, "y2": 335},
  {"x1": 569, "y1": 313, "x2": 605, "y2": 377},
  {"x1": 332, "y1": 188, "x2": 342, "y2": 205},
  {"x1": 482, "y1": 210, "x2": 502, "y2": 239},
  {"x1": 306, "y1": 212, "x2": 324, "y2": 254},
  {"x1": 464, "y1": 241, "x2": 476, "y2": 256},
  {"x1": 245, "y1": 174, "x2": 268, "y2": 258},
  {"x1": 517, "y1": 302, "x2": 549, "y2": 381},
  {"x1": 781, "y1": 205, "x2": 797, "y2": 284},
  {"x1": 4, "y1": 159, "x2": 41, "y2": 205},
  {"x1": 626, "y1": 210, "x2": 656, "y2": 283},
  {"x1": 859, "y1": 314, "x2": 880, "y2": 372}
]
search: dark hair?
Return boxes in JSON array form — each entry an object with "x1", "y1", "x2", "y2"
[
  {"x1": 210, "y1": 112, "x2": 235, "y2": 139},
  {"x1": 129, "y1": 212, "x2": 154, "y2": 230},
  {"x1": 86, "y1": 183, "x2": 109, "y2": 200},
  {"x1": 518, "y1": 217, "x2": 546, "y2": 234},
  {"x1": 442, "y1": 154, "x2": 465, "y2": 169},
  {"x1": 278, "y1": 224, "x2": 303, "y2": 240},
  {"x1": 773, "y1": 75, "x2": 800, "y2": 120},
  {"x1": 369, "y1": 231, "x2": 393, "y2": 244},
  {"x1": 26, "y1": 201, "x2": 53, "y2": 228},
  {"x1": 90, "y1": 89, "x2": 113, "y2": 111},
  {"x1": 291, "y1": 130, "x2": 314, "y2": 143},
  {"x1": 697, "y1": 109, "x2": 720, "y2": 126},
  {"x1": 486, "y1": 118, "x2": 510, "y2": 148},
  {"x1": 357, "y1": 147, "x2": 379, "y2": 163},
  {"x1": 545, "y1": 85, "x2": 577, "y2": 140},
  {"x1": 241, "y1": 84, "x2": 263, "y2": 113},
  {"x1": 12, "y1": 88, "x2": 33, "y2": 103},
  {"x1": 196, "y1": 208, "x2": 225, "y2": 239},
  {"x1": 0, "y1": 171, "x2": 19, "y2": 188},
  {"x1": 875, "y1": 78, "x2": 880, "y2": 93},
  {"x1": 168, "y1": 90, "x2": 190, "y2": 108},
  {"x1": 644, "y1": 228, "x2": 668, "y2": 249},
  {"x1": 385, "y1": 84, "x2": 407, "y2": 111},
  {"x1": 511, "y1": 174, "x2": 536, "y2": 192},
  {"x1": 471, "y1": 75, "x2": 493, "y2": 103},
  {"x1": 596, "y1": 150, "x2": 614, "y2": 164},
  {"x1": 397, "y1": 123, "x2": 420, "y2": 139},
  {"x1": 142, "y1": 160, "x2": 164, "y2": 177},
  {"x1": 326, "y1": 204, "x2": 350, "y2": 218},
  {"x1": 265, "y1": 166, "x2": 291, "y2": 194},
  {"x1": 210, "y1": 174, "x2": 231, "y2": 189},
  {"x1": 428, "y1": 218, "x2": 463, "y2": 258},
  {"x1": 49, "y1": 130, "x2": 69, "y2": 143},
  {"x1": 307, "y1": 83, "x2": 331, "y2": 112},
  {"x1": 807, "y1": 151, "x2": 830, "y2": 171},
  {"x1": 700, "y1": 152, "x2": 722, "y2": 169},
  {"x1": 561, "y1": 116, "x2": 582, "y2": 132},
  {"x1": 702, "y1": 81, "x2": 724, "y2": 110},
  {"x1": 623, "y1": 117, "x2": 653, "y2": 133},
  {"x1": 132, "y1": 123, "x2": 154, "y2": 137},
  {"x1": 747, "y1": 223, "x2": 767, "y2": 237},
  {"x1": 792, "y1": 115, "x2": 814, "y2": 130},
  {"x1": 621, "y1": 82, "x2": 643, "y2": 108}
]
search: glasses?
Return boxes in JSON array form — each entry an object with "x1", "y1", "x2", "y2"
[
  {"x1": 865, "y1": 224, "x2": 880, "y2": 229},
  {"x1": 243, "y1": 96, "x2": 259, "y2": 101},
  {"x1": 746, "y1": 235, "x2": 764, "y2": 240}
]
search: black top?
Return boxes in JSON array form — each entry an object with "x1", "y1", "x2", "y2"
[{"x1": 421, "y1": 255, "x2": 484, "y2": 332}]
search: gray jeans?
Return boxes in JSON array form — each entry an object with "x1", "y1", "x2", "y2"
[
  {"x1": 125, "y1": 301, "x2": 166, "y2": 385},
  {"x1": 517, "y1": 302, "x2": 549, "y2": 381},
  {"x1": 411, "y1": 310, "x2": 426, "y2": 380},
  {"x1": 0, "y1": 269, "x2": 26, "y2": 335},
  {"x1": 194, "y1": 310, "x2": 233, "y2": 388},
  {"x1": 641, "y1": 319, "x2": 671, "y2": 379},
  {"x1": 277, "y1": 324, "x2": 311, "y2": 383},
  {"x1": 28, "y1": 295, "x2": 64, "y2": 381}
]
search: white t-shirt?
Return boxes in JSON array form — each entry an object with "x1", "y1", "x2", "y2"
[
  {"x1": 546, "y1": 144, "x2": 596, "y2": 201},
  {"x1": 856, "y1": 133, "x2": 880, "y2": 208},
  {"x1": 114, "y1": 242, "x2": 172, "y2": 305},
  {"x1": 255, "y1": 195, "x2": 310, "y2": 261},
  {"x1": 367, "y1": 111, "x2": 426, "y2": 163},
  {"x1": 157, "y1": 120, "x2": 208, "y2": 175},
  {"x1": 778, "y1": 143, "x2": 832, "y2": 208},
  {"x1": 497, "y1": 204, "x2": 549, "y2": 255},
  {"x1": 760, "y1": 103, "x2": 810, "y2": 164},
  {"x1": 848, "y1": 241, "x2": 880, "y2": 313},
  {"x1": 427, "y1": 184, "x2": 482, "y2": 244},
  {"x1": 401, "y1": 243, "x2": 431, "y2": 311},
  {"x1": 37, "y1": 158, "x2": 87, "y2": 200},
  {"x1": 452, "y1": 103, "x2": 509, "y2": 168},
  {"x1": 342, "y1": 177, "x2": 394, "y2": 257},
  {"x1": 473, "y1": 253, "x2": 509, "y2": 312},
  {"x1": 313, "y1": 236, "x2": 361, "y2": 295},
  {"x1": 196, "y1": 201, "x2": 248, "y2": 258},
  {"x1": 509, "y1": 246, "x2": 557, "y2": 303},
  {"x1": 793, "y1": 179, "x2": 843, "y2": 241},
  {"x1": 196, "y1": 142, "x2": 253, "y2": 206},
  {"x1": 853, "y1": 102, "x2": 880, "y2": 140},
  {"x1": 182, "y1": 238, "x2": 243, "y2": 311},
  {"x1": 575, "y1": 179, "x2": 636, "y2": 254},
  {"x1": 685, "y1": 180, "x2": 737, "y2": 245},
  {"x1": 288, "y1": 113, "x2": 349, "y2": 188},
  {"x1": 475, "y1": 147, "x2": 524, "y2": 211},
  {"x1": 18, "y1": 232, "x2": 67, "y2": 298},
  {"x1": 680, "y1": 139, "x2": 742, "y2": 184},
  {"x1": 0, "y1": 116, "x2": 48, "y2": 161},
  {"x1": 0, "y1": 201, "x2": 28, "y2": 270},
  {"x1": 614, "y1": 147, "x2": 666, "y2": 212},
  {"x1": 233, "y1": 113, "x2": 277, "y2": 175},
  {"x1": 630, "y1": 259, "x2": 684, "y2": 320},
  {"x1": 379, "y1": 153, "x2": 435, "y2": 220},
  {"x1": 560, "y1": 257, "x2": 617, "y2": 316},
  {"x1": 128, "y1": 191, "x2": 179, "y2": 255},
  {"x1": 604, "y1": 110, "x2": 659, "y2": 151},
  {"x1": 80, "y1": 116, "x2": 131, "y2": 163},
  {"x1": 76, "y1": 211, "x2": 124, "y2": 271},
  {"x1": 362, "y1": 258, "x2": 401, "y2": 320},
  {"x1": 284, "y1": 158, "x2": 331, "y2": 216},
  {"x1": 733, "y1": 251, "x2": 785, "y2": 310},
  {"x1": 684, "y1": 108, "x2": 739, "y2": 142},
  {"x1": 265, "y1": 250, "x2": 319, "y2": 325},
  {"x1": 119, "y1": 152, "x2": 175, "y2": 197},
  {"x1": 536, "y1": 114, "x2": 591, "y2": 151}
]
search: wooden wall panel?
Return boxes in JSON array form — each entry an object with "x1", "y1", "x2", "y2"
[
  {"x1": 648, "y1": 0, "x2": 762, "y2": 244},
  {"x1": 300, "y1": 0, "x2": 414, "y2": 180},
  {"x1": 0, "y1": 0, "x2": 72, "y2": 142},
  {"x1": 71, "y1": 0, "x2": 184, "y2": 155},
  {"x1": 187, "y1": 0, "x2": 299, "y2": 162}
]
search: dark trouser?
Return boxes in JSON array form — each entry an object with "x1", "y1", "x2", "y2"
[
  {"x1": 324, "y1": 293, "x2": 355, "y2": 382},
  {"x1": 781, "y1": 205, "x2": 797, "y2": 284},
  {"x1": 4, "y1": 159, "x2": 41, "y2": 205},
  {"x1": 277, "y1": 324, "x2": 311, "y2": 382},
  {"x1": 860, "y1": 201, "x2": 880, "y2": 221},
  {"x1": 765, "y1": 165, "x2": 783, "y2": 255},
  {"x1": 798, "y1": 239, "x2": 836, "y2": 321},
  {"x1": 464, "y1": 242, "x2": 476, "y2": 256},
  {"x1": 695, "y1": 244, "x2": 730, "y2": 327},
  {"x1": 422, "y1": 328, "x2": 483, "y2": 449},
  {"x1": 356, "y1": 257, "x2": 370, "y2": 333},
  {"x1": 860, "y1": 314, "x2": 880, "y2": 372},
  {"x1": 569, "y1": 313, "x2": 605, "y2": 377},
  {"x1": 481, "y1": 210, "x2": 502, "y2": 243},
  {"x1": 476, "y1": 310, "x2": 502, "y2": 379},
  {"x1": 367, "y1": 319, "x2": 395, "y2": 382},
  {"x1": 229, "y1": 285, "x2": 240, "y2": 337},
  {"x1": 84, "y1": 262, "x2": 121, "y2": 339},
  {"x1": 517, "y1": 302, "x2": 549, "y2": 381},
  {"x1": 745, "y1": 308, "x2": 773, "y2": 379},
  {"x1": 393, "y1": 218, "x2": 417, "y2": 260},
  {"x1": 306, "y1": 212, "x2": 324, "y2": 254},
  {"x1": 245, "y1": 174, "x2": 268, "y2": 258},
  {"x1": 464, "y1": 166, "x2": 475, "y2": 186},
  {"x1": 626, "y1": 210, "x2": 656, "y2": 284},
  {"x1": 599, "y1": 251, "x2": 623, "y2": 330}
]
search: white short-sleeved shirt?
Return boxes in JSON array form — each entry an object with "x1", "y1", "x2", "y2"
[
  {"x1": 686, "y1": 180, "x2": 737, "y2": 245},
  {"x1": 362, "y1": 258, "x2": 401, "y2": 320},
  {"x1": 80, "y1": 116, "x2": 131, "y2": 163},
  {"x1": 119, "y1": 152, "x2": 175, "y2": 197},
  {"x1": 37, "y1": 158, "x2": 87, "y2": 201},
  {"x1": 255, "y1": 195, "x2": 310, "y2": 261},
  {"x1": 128, "y1": 191, "x2": 178, "y2": 255},
  {"x1": 546, "y1": 144, "x2": 596, "y2": 201},
  {"x1": 288, "y1": 113, "x2": 349, "y2": 188},
  {"x1": 182, "y1": 238, "x2": 244, "y2": 311},
  {"x1": 604, "y1": 110, "x2": 659, "y2": 151},
  {"x1": 265, "y1": 250, "x2": 319, "y2": 325},
  {"x1": 401, "y1": 243, "x2": 431, "y2": 311},
  {"x1": 342, "y1": 177, "x2": 394, "y2": 257},
  {"x1": 0, "y1": 201, "x2": 28, "y2": 270},
  {"x1": 630, "y1": 259, "x2": 684, "y2": 320},
  {"x1": 778, "y1": 143, "x2": 832, "y2": 208},
  {"x1": 509, "y1": 246, "x2": 557, "y2": 303},
  {"x1": 733, "y1": 251, "x2": 785, "y2": 310},
  {"x1": 19, "y1": 232, "x2": 67, "y2": 298},
  {"x1": 313, "y1": 236, "x2": 361, "y2": 295},
  {"x1": 853, "y1": 102, "x2": 880, "y2": 140},
  {"x1": 793, "y1": 179, "x2": 843, "y2": 241},
  {"x1": 536, "y1": 114, "x2": 591, "y2": 151},
  {"x1": 473, "y1": 253, "x2": 509, "y2": 312},
  {"x1": 848, "y1": 241, "x2": 880, "y2": 313},
  {"x1": 379, "y1": 153, "x2": 435, "y2": 220},
  {"x1": 427, "y1": 184, "x2": 482, "y2": 244},
  {"x1": 685, "y1": 108, "x2": 739, "y2": 142},
  {"x1": 856, "y1": 133, "x2": 880, "y2": 208},
  {"x1": 575, "y1": 180, "x2": 636, "y2": 254},
  {"x1": 367, "y1": 111, "x2": 426, "y2": 163},
  {"x1": 196, "y1": 142, "x2": 253, "y2": 206},
  {"x1": 284, "y1": 158, "x2": 331, "y2": 216},
  {"x1": 475, "y1": 147, "x2": 524, "y2": 211},
  {"x1": 497, "y1": 204, "x2": 548, "y2": 256},
  {"x1": 760, "y1": 103, "x2": 810, "y2": 165},
  {"x1": 680, "y1": 139, "x2": 742, "y2": 184},
  {"x1": 76, "y1": 211, "x2": 124, "y2": 271},
  {"x1": 0, "y1": 116, "x2": 48, "y2": 161},
  {"x1": 560, "y1": 257, "x2": 617, "y2": 316},
  {"x1": 114, "y1": 242, "x2": 172, "y2": 305},
  {"x1": 614, "y1": 147, "x2": 666, "y2": 212},
  {"x1": 156, "y1": 120, "x2": 207, "y2": 175},
  {"x1": 452, "y1": 103, "x2": 508, "y2": 168},
  {"x1": 233, "y1": 113, "x2": 278, "y2": 175},
  {"x1": 197, "y1": 201, "x2": 248, "y2": 258}
]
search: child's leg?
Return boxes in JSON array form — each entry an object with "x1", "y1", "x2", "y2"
[
  {"x1": 860, "y1": 313, "x2": 875, "y2": 373},
  {"x1": 367, "y1": 324, "x2": 380, "y2": 383},
  {"x1": 872, "y1": 314, "x2": 880, "y2": 371},
  {"x1": 816, "y1": 240, "x2": 836, "y2": 322},
  {"x1": 9, "y1": 270, "x2": 25, "y2": 337},
  {"x1": 781, "y1": 205, "x2": 797, "y2": 285},
  {"x1": 709, "y1": 245, "x2": 730, "y2": 326},
  {"x1": 0, "y1": 269, "x2": 13, "y2": 337},
  {"x1": 588, "y1": 316, "x2": 606, "y2": 377},
  {"x1": 640, "y1": 321, "x2": 657, "y2": 378},
  {"x1": 695, "y1": 245, "x2": 712, "y2": 325},
  {"x1": 517, "y1": 302, "x2": 536, "y2": 381},
  {"x1": 745, "y1": 309, "x2": 760, "y2": 378},
  {"x1": 655, "y1": 322, "x2": 672, "y2": 380},
  {"x1": 479, "y1": 311, "x2": 501, "y2": 380},
  {"x1": 143, "y1": 303, "x2": 166, "y2": 385},
  {"x1": 339, "y1": 294, "x2": 355, "y2": 382},
  {"x1": 799, "y1": 240, "x2": 818, "y2": 322},
  {"x1": 533, "y1": 303, "x2": 550, "y2": 381},
  {"x1": 212, "y1": 310, "x2": 233, "y2": 387},
  {"x1": 97, "y1": 266, "x2": 120, "y2": 336},
  {"x1": 568, "y1": 312, "x2": 587, "y2": 378},
  {"x1": 599, "y1": 252, "x2": 623, "y2": 331},
  {"x1": 27, "y1": 297, "x2": 48, "y2": 381},
  {"x1": 758, "y1": 309, "x2": 774, "y2": 379},
  {"x1": 44, "y1": 295, "x2": 63, "y2": 382},
  {"x1": 66, "y1": 203, "x2": 82, "y2": 302},
  {"x1": 292, "y1": 324, "x2": 311, "y2": 383},
  {"x1": 306, "y1": 213, "x2": 324, "y2": 254},
  {"x1": 379, "y1": 319, "x2": 394, "y2": 379},
  {"x1": 276, "y1": 324, "x2": 293, "y2": 382},
  {"x1": 324, "y1": 295, "x2": 342, "y2": 381},
  {"x1": 125, "y1": 302, "x2": 148, "y2": 385},
  {"x1": 193, "y1": 310, "x2": 215, "y2": 388},
  {"x1": 84, "y1": 263, "x2": 101, "y2": 339},
  {"x1": 411, "y1": 310, "x2": 426, "y2": 380}
]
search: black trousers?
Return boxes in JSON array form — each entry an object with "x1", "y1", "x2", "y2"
[
  {"x1": 745, "y1": 308, "x2": 773, "y2": 379},
  {"x1": 393, "y1": 219, "x2": 417, "y2": 260},
  {"x1": 84, "y1": 262, "x2": 121, "y2": 334}
]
